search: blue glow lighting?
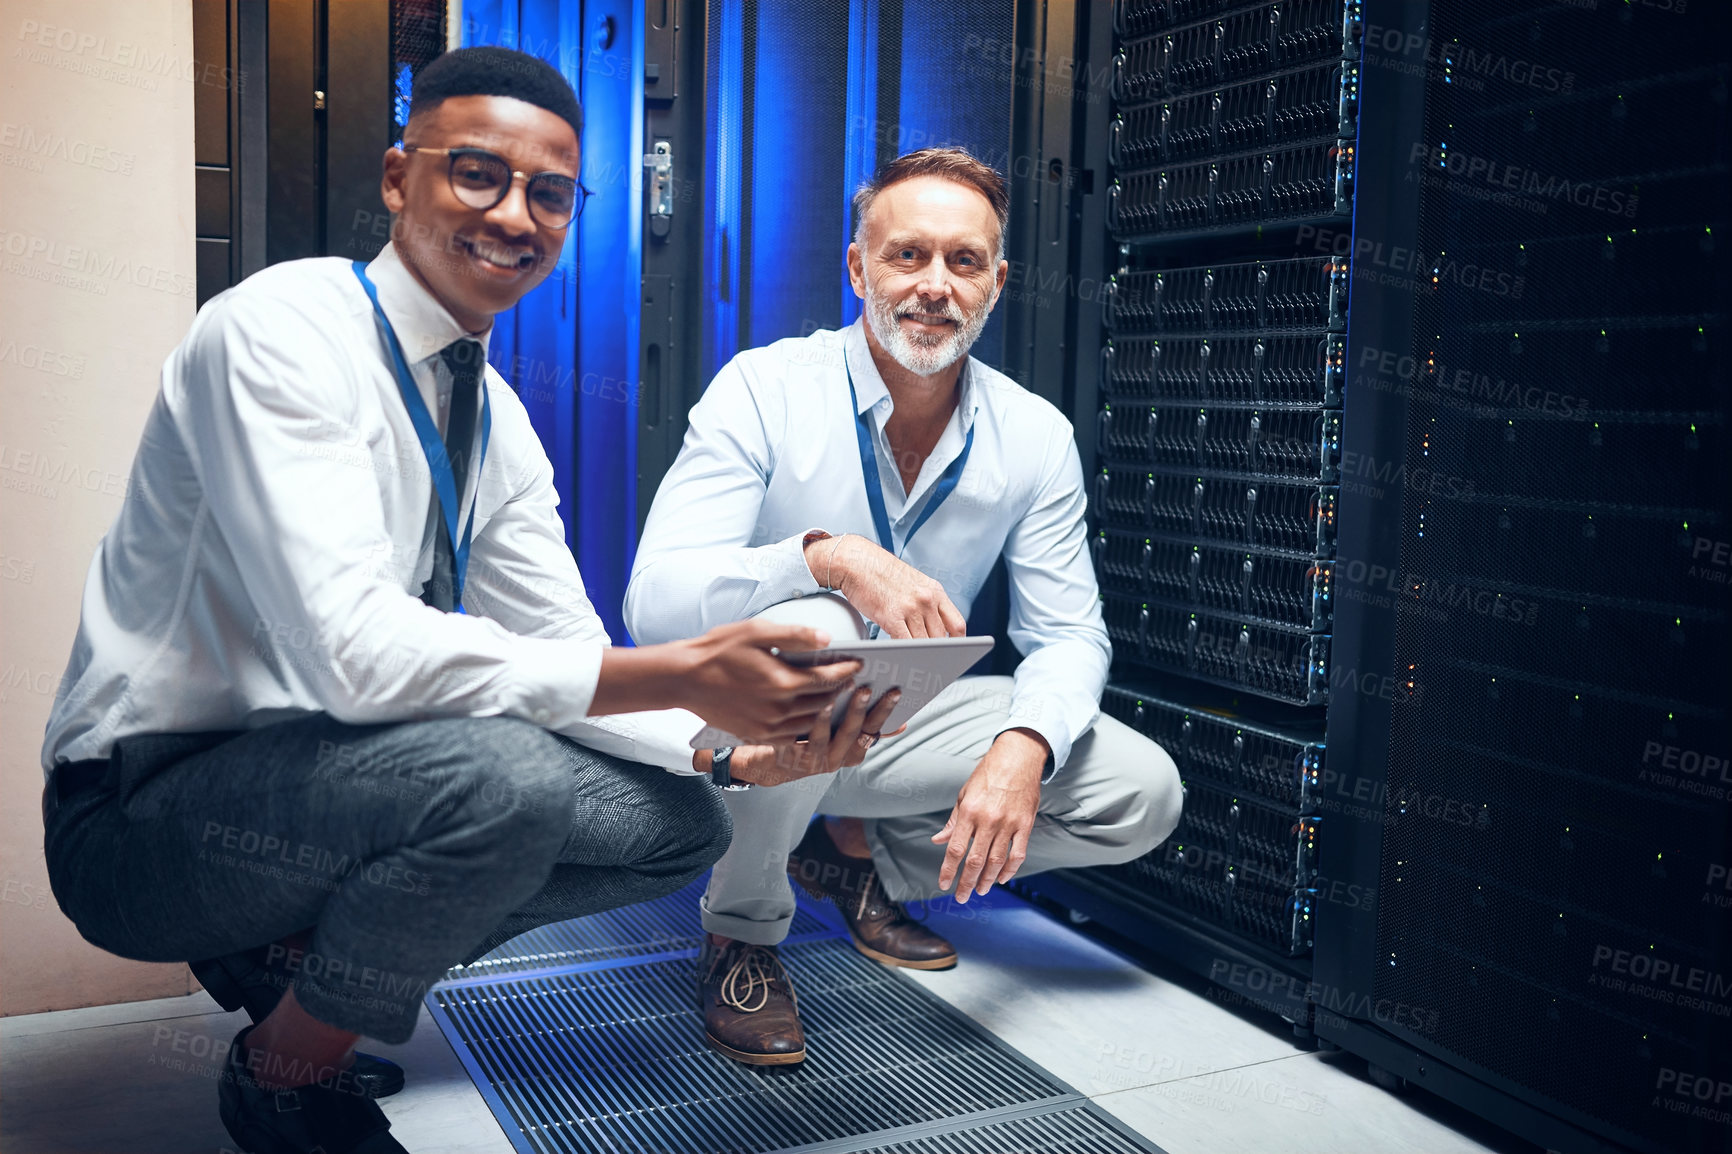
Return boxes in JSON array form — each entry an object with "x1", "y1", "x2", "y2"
[
  {"x1": 706, "y1": 0, "x2": 1016, "y2": 377},
  {"x1": 393, "y1": 63, "x2": 413, "y2": 146},
  {"x1": 462, "y1": 0, "x2": 640, "y2": 642}
]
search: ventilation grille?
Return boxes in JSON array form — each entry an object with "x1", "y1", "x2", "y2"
[
  {"x1": 846, "y1": 1103, "x2": 1165, "y2": 1153},
  {"x1": 430, "y1": 932, "x2": 1170, "y2": 1154}
]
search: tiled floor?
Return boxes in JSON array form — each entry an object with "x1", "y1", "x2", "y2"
[
  {"x1": 892, "y1": 894, "x2": 1540, "y2": 1154},
  {"x1": 1, "y1": 891, "x2": 1539, "y2": 1154}
]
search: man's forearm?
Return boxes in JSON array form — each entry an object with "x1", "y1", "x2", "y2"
[
  {"x1": 628, "y1": 538, "x2": 821, "y2": 645},
  {"x1": 590, "y1": 649, "x2": 732, "y2": 773},
  {"x1": 801, "y1": 534, "x2": 967, "y2": 639},
  {"x1": 802, "y1": 532, "x2": 850, "y2": 590},
  {"x1": 803, "y1": 532, "x2": 895, "y2": 593},
  {"x1": 592, "y1": 644, "x2": 698, "y2": 716}
]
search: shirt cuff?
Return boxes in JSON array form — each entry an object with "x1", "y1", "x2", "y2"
[
  {"x1": 571, "y1": 708, "x2": 709, "y2": 774},
  {"x1": 997, "y1": 703, "x2": 1074, "y2": 784},
  {"x1": 783, "y1": 529, "x2": 835, "y2": 593},
  {"x1": 509, "y1": 634, "x2": 605, "y2": 728}
]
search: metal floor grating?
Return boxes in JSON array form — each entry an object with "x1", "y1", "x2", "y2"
[
  {"x1": 427, "y1": 883, "x2": 1167, "y2": 1154},
  {"x1": 445, "y1": 875, "x2": 833, "y2": 980},
  {"x1": 842, "y1": 1103, "x2": 1168, "y2": 1153}
]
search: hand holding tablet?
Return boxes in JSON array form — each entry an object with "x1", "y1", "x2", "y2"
[{"x1": 689, "y1": 635, "x2": 995, "y2": 750}]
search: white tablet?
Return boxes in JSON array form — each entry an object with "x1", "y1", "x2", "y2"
[{"x1": 689, "y1": 635, "x2": 997, "y2": 750}]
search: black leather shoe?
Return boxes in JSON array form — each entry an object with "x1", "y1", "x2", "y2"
[
  {"x1": 193, "y1": 952, "x2": 406, "y2": 1099},
  {"x1": 218, "y1": 1027, "x2": 408, "y2": 1154}
]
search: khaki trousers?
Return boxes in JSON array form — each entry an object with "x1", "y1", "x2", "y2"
[{"x1": 700, "y1": 676, "x2": 1183, "y2": 944}]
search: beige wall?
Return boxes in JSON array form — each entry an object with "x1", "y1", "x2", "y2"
[{"x1": 0, "y1": 0, "x2": 197, "y2": 1014}]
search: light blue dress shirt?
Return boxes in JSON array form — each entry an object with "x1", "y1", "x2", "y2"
[{"x1": 625, "y1": 318, "x2": 1111, "y2": 770}]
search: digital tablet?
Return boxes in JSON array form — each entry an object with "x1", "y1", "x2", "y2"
[{"x1": 689, "y1": 635, "x2": 996, "y2": 750}]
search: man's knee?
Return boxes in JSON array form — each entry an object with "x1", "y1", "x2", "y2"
[
  {"x1": 1131, "y1": 740, "x2": 1184, "y2": 856},
  {"x1": 405, "y1": 717, "x2": 572, "y2": 845},
  {"x1": 601, "y1": 763, "x2": 735, "y2": 877},
  {"x1": 679, "y1": 781, "x2": 734, "y2": 871},
  {"x1": 1063, "y1": 720, "x2": 1184, "y2": 865}
]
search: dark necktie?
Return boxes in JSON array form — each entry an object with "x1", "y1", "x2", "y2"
[{"x1": 421, "y1": 338, "x2": 484, "y2": 611}]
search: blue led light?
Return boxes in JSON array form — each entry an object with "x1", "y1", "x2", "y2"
[{"x1": 392, "y1": 63, "x2": 413, "y2": 146}]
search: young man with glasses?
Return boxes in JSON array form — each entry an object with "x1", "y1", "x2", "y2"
[{"x1": 40, "y1": 47, "x2": 887, "y2": 1154}]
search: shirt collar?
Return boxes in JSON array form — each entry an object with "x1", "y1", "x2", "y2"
[
  {"x1": 842, "y1": 315, "x2": 980, "y2": 430},
  {"x1": 364, "y1": 241, "x2": 493, "y2": 366}
]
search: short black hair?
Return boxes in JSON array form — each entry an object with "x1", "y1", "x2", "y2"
[{"x1": 409, "y1": 46, "x2": 583, "y2": 142}]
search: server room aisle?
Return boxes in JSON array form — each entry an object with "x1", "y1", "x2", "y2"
[{"x1": 0, "y1": 887, "x2": 1537, "y2": 1154}]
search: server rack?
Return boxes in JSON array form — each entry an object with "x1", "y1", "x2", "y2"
[
  {"x1": 1096, "y1": 686, "x2": 1324, "y2": 957},
  {"x1": 1317, "y1": 5, "x2": 1731, "y2": 1153},
  {"x1": 1025, "y1": 0, "x2": 1366, "y2": 1040},
  {"x1": 621, "y1": 1, "x2": 1727, "y2": 1145},
  {"x1": 1025, "y1": 1, "x2": 1730, "y2": 1150}
]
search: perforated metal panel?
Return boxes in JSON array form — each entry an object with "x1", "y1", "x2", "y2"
[
  {"x1": 843, "y1": 1104, "x2": 1165, "y2": 1153},
  {"x1": 390, "y1": 0, "x2": 447, "y2": 141},
  {"x1": 434, "y1": 939, "x2": 1079, "y2": 1153},
  {"x1": 1091, "y1": 687, "x2": 1324, "y2": 956}
]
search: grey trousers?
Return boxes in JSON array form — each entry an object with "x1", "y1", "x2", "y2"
[
  {"x1": 43, "y1": 713, "x2": 731, "y2": 1043},
  {"x1": 700, "y1": 675, "x2": 1183, "y2": 944}
]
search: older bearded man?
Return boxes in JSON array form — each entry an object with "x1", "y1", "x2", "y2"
[{"x1": 625, "y1": 147, "x2": 1183, "y2": 1066}]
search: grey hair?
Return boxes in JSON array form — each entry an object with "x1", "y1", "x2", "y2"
[{"x1": 851, "y1": 146, "x2": 1009, "y2": 263}]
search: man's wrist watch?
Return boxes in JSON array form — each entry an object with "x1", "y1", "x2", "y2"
[{"x1": 710, "y1": 746, "x2": 752, "y2": 791}]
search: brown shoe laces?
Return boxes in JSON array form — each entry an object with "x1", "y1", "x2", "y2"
[{"x1": 713, "y1": 944, "x2": 790, "y2": 1014}]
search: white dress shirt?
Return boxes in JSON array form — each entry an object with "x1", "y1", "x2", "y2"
[
  {"x1": 625, "y1": 318, "x2": 1110, "y2": 770},
  {"x1": 43, "y1": 242, "x2": 705, "y2": 775}
]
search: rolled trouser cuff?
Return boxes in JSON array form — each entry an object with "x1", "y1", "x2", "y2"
[{"x1": 698, "y1": 893, "x2": 796, "y2": 946}]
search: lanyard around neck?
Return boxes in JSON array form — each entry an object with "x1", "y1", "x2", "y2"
[
  {"x1": 845, "y1": 360, "x2": 975, "y2": 557},
  {"x1": 351, "y1": 261, "x2": 492, "y2": 613}
]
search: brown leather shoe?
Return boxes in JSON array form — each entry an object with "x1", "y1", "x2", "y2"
[
  {"x1": 788, "y1": 820, "x2": 958, "y2": 971},
  {"x1": 697, "y1": 938, "x2": 806, "y2": 1066}
]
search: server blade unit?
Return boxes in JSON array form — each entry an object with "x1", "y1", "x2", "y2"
[{"x1": 1099, "y1": 686, "x2": 1324, "y2": 956}]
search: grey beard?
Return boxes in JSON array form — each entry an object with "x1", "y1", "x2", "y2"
[{"x1": 864, "y1": 287, "x2": 994, "y2": 377}]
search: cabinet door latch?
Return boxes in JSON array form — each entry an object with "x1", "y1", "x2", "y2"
[{"x1": 643, "y1": 140, "x2": 673, "y2": 237}]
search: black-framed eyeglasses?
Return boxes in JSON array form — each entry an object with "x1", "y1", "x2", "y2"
[{"x1": 404, "y1": 145, "x2": 593, "y2": 229}]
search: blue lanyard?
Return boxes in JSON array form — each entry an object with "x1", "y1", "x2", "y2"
[
  {"x1": 351, "y1": 261, "x2": 492, "y2": 612},
  {"x1": 846, "y1": 362, "x2": 975, "y2": 556}
]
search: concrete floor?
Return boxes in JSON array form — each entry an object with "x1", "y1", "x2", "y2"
[{"x1": 1, "y1": 890, "x2": 1541, "y2": 1154}]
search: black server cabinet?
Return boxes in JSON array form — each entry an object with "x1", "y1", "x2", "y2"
[
  {"x1": 1315, "y1": 4, "x2": 1731, "y2": 1153},
  {"x1": 1025, "y1": 0, "x2": 1368, "y2": 1033},
  {"x1": 631, "y1": 2, "x2": 1726, "y2": 1147},
  {"x1": 1026, "y1": 1, "x2": 1729, "y2": 1151},
  {"x1": 193, "y1": 0, "x2": 447, "y2": 305}
]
